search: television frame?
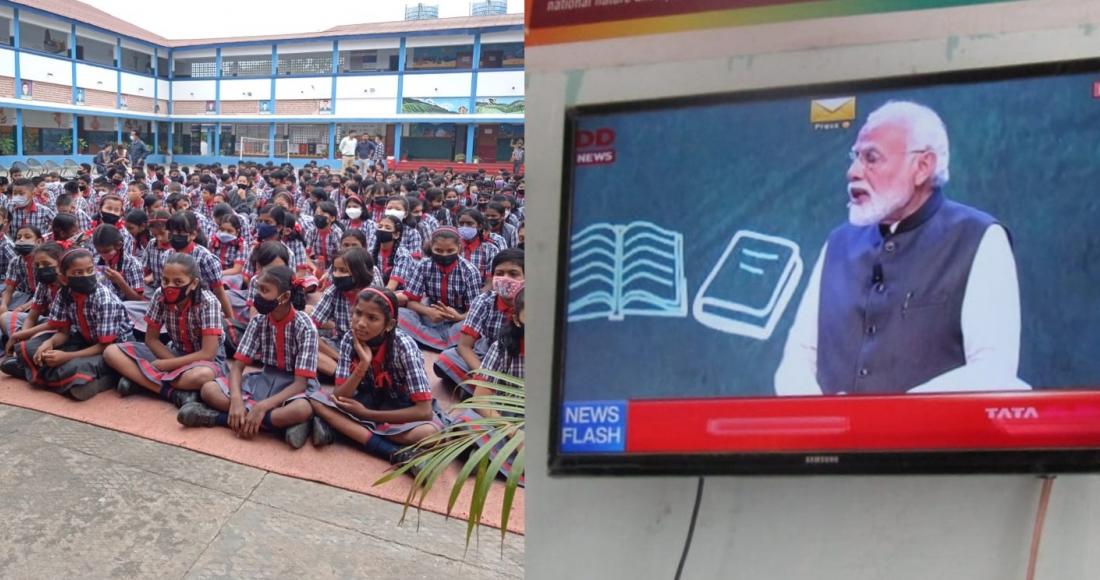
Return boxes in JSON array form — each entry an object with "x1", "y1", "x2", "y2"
[{"x1": 549, "y1": 56, "x2": 1100, "y2": 476}]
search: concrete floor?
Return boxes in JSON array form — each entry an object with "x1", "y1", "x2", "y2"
[{"x1": 0, "y1": 403, "x2": 524, "y2": 580}]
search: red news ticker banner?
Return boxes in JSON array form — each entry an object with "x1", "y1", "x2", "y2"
[{"x1": 627, "y1": 391, "x2": 1100, "y2": 453}]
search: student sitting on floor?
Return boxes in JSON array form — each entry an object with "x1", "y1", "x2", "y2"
[
  {"x1": 177, "y1": 266, "x2": 317, "y2": 449},
  {"x1": 5, "y1": 248, "x2": 132, "y2": 400},
  {"x1": 309, "y1": 287, "x2": 443, "y2": 471},
  {"x1": 434, "y1": 248, "x2": 524, "y2": 394},
  {"x1": 396, "y1": 227, "x2": 482, "y2": 351},
  {"x1": 105, "y1": 253, "x2": 228, "y2": 408},
  {"x1": 311, "y1": 247, "x2": 376, "y2": 379},
  {"x1": 0, "y1": 225, "x2": 44, "y2": 316},
  {"x1": 1, "y1": 242, "x2": 64, "y2": 356}
]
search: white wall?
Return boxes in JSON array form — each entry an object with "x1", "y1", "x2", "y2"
[
  {"x1": 220, "y1": 78, "x2": 271, "y2": 101},
  {"x1": 402, "y1": 72, "x2": 472, "y2": 97},
  {"x1": 274, "y1": 76, "x2": 331, "y2": 100},
  {"x1": 119, "y1": 72, "x2": 154, "y2": 98},
  {"x1": 525, "y1": 2, "x2": 1100, "y2": 579},
  {"x1": 19, "y1": 51, "x2": 71, "y2": 85},
  {"x1": 171, "y1": 80, "x2": 216, "y2": 101},
  {"x1": 476, "y1": 70, "x2": 523, "y2": 97},
  {"x1": 0, "y1": 47, "x2": 14, "y2": 77},
  {"x1": 332, "y1": 98, "x2": 397, "y2": 117},
  {"x1": 335, "y1": 74, "x2": 399, "y2": 99},
  {"x1": 75, "y1": 62, "x2": 116, "y2": 91}
]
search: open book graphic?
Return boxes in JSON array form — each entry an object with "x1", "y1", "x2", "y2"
[
  {"x1": 568, "y1": 221, "x2": 688, "y2": 322},
  {"x1": 692, "y1": 230, "x2": 803, "y2": 341}
]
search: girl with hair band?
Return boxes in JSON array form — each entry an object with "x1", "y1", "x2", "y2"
[
  {"x1": 450, "y1": 288, "x2": 526, "y2": 484},
  {"x1": 164, "y1": 212, "x2": 234, "y2": 320},
  {"x1": 455, "y1": 208, "x2": 500, "y2": 282},
  {"x1": 177, "y1": 266, "x2": 317, "y2": 449},
  {"x1": 123, "y1": 209, "x2": 150, "y2": 264},
  {"x1": 0, "y1": 225, "x2": 43, "y2": 315},
  {"x1": 381, "y1": 197, "x2": 424, "y2": 258},
  {"x1": 434, "y1": 248, "x2": 524, "y2": 393},
  {"x1": 397, "y1": 227, "x2": 482, "y2": 351},
  {"x1": 370, "y1": 214, "x2": 414, "y2": 292},
  {"x1": 7, "y1": 248, "x2": 132, "y2": 400},
  {"x1": 212, "y1": 214, "x2": 247, "y2": 290},
  {"x1": 308, "y1": 286, "x2": 444, "y2": 471},
  {"x1": 311, "y1": 247, "x2": 376, "y2": 378},
  {"x1": 105, "y1": 253, "x2": 227, "y2": 408},
  {"x1": 88, "y1": 194, "x2": 135, "y2": 256},
  {"x1": 0, "y1": 242, "x2": 64, "y2": 360}
]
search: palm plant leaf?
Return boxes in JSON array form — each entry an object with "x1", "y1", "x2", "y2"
[{"x1": 373, "y1": 368, "x2": 525, "y2": 552}]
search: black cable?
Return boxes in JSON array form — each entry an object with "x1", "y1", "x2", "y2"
[{"x1": 674, "y1": 477, "x2": 706, "y2": 580}]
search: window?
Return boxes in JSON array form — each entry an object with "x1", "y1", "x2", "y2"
[
  {"x1": 76, "y1": 28, "x2": 115, "y2": 67},
  {"x1": 174, "y1": 56, "x2": 218, "y2": 79},
  {"x1": 157, "y1": 56, "x2": 170, "y2": 79},
  {"x1": 277, "y1": 51, "x2": 332, "y2": 76},
  {"x1": 121, "y1": 44, "x2": 154, "y2": 75},
  {"x1": 402, "y1": 123, "x2": 462, "y2": 161},
  {"x1": 408, "y1": 45, "x2": 473, "y2": 71},
  {"x1": 22, "y1": 110, "x2": 73, "y2": 155},
  {"x1": 338, "y1": 48, "x2": 399, "y2": 73},
  {"x1": 0, "y1": 7, "x2": 15, "y2": 47},
  {"x1": 221, "y1": 54, "x2": 273, "y2": 77},
  {"x1": 275, "y1": 124, "x2": 328, "y2": 158},
  {"x1": 19, "y1": 14, "x2": 70, "y2": 57},
  {"x1": 156, "y1": 121, "x2": 168, "y2": 154},
  {"x1": 220, "y1": 124, "x2": 269, "y2": 156},
  {"x1": 0, "y1": 108, "x2": 15, "y2": 155},
  {"x1": 121, "y1": 119, "x2": 152, "y2": 145},
  {"x1": 479, "y1": 42, "x2": 523, "y2": 69},
  {"x1": 77, "y1": 115, "x2": 118, "y2": 154},
  {"x1": 172, "y1": 123, "x2": 216, "y2": 155}
]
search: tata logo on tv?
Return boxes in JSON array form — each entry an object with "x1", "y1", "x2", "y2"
[
  {"x1": 984, "y1": 406, "x2": 1039, "y2": 420},
  {"x1": 574, "y1": 128, "x2": 616, "y2": 166}
]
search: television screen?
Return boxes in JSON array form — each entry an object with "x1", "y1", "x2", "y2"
[{"x1": 550, "y1": 59, "x2": 1100, "y2": 475}]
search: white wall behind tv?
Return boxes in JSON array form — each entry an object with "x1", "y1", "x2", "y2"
[{"x1": 524, "y1": 1, "x2": 1100, "y2": 579}]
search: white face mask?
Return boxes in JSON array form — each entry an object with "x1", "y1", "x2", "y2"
[
  {"x1": 384, "y1": 209, "x2": 406, "y2": 221},
  {"x1": 346, "y1": 207, "x2": 363, "y2": 220}
]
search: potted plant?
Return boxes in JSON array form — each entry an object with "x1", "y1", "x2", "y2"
[
  {"x1": 376, "y1": 369, "x2": 524, "y2": 551},
  {"x1": 0, "y1": 136, "x2": 14, "y2": 155}
]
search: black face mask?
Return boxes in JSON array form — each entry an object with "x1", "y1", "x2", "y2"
[
  {"x1": 253, "y1": 294, "x2": 281, "y2": 315},
  {"x1": 443, "y1": 200, "x2": 458, "y2": 210},
  {"x1": 373, "y1": 198, "x2": 387, "y2": 206},
  {"x1": 169, "y1": 233, "x2": 191, "y2": 250},
  {"x1": 68, "y1": 274, "x2": 97, "y2": 295},
  {"x1": 332, "y1": 275, "x2": 358, "y2": 292},
  {"x1": 100, "y1": 212, "x2": 121, "y2": 225},
  {"x1": 431, "y1": 253, "x2": 459, "y2": 267},
  {"x1": 365, "y1": 333, "x2": 387, "y2": 348},
  {"x1": 35, "y1": 266, "x2": 58, "y2": 284},
  {"x1": 313, "y1": 215, "x2": 329, "y2": 230},
  {"x1": 13, "y1": 242, "x2": 35, "y2": 256},
  {"x1": 517, "y1": 242, "x2": 525, "y2": 251},
  {"x1": 487, "y1": 218, "x2": 501, "y2": 229},
  {"x1": 375, "y1": 230, "x2": 394, "y2": 244}
]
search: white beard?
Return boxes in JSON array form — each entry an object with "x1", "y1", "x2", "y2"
[{"x1": 847, "y1": 184, "x2": 909, "y2": 227}]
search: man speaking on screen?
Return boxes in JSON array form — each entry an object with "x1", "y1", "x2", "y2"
[{"x1": 774, "y1": 101, "x2": 1029, "y2": 396}]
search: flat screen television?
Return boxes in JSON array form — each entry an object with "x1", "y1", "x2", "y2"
[{"x1": 550, "y1": 58, "x2": 1100, "y2": 475}]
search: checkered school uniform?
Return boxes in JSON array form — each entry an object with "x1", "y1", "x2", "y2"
[
  {"x1": 399, "y1": 226, "x2": 423, "y2": 257},
  {"x1": 460, "y1": 236, "x2": 499, "y2": 281},
  {"x1": 171, "y1": 244, "x2": 226, "y2": 291},
  {"x1": 144, "y1": 287, "x2": 225, "y2": 354},
  {"x1": 144, "y1": 240, "x2": 174, "y2": 290},
  {"x1": 97, "y1": 251, "x2": 145, "y2": 300},
  {"x1": 435, "y1": 291, "x2": 513, "y2": 387},
  {"x1": 417, "y1": 214, "x2": 440, "y2": 241},
  {"x1": 488, "y1": 232, "x2": 509, "y2": 251},
  {"x1": 46, "y1": 285, "x2": 133, "y2": 344},
  {"x1": 5, "y1": 254, "x2": 37, "y2": 295},
  {"x1": 85, "y1": 220, "x2": 135, "y2": 256},
  {"x1": 210, "y1": 236, "x2": 246, "y2": 271},
  {"x1": 341, "y1": 218, "x2": 374, "y2": 238},
  {"x1": 194, "y1": 212, "x2": 218, "y2": 241},
  {"x1": 129, "y1": 232, "x2": 151, "y2": 265},
  {"x1": 398, "y1": 257, "x2": 482, "y2": 350},
  {"x1": 233, "y1": 308, "x2": 319, "y2": 378},
  {"x1": 0, "y1": 238, "x2": 15, "y2": 288},
  {"x1": 310, "y1": 285, "x2": 357, "y2": 339},
  {"x1": 454, "y1": 337, "x2": 525, "y2": 485},
  {"x1": 283, "y1": 238, "x2": 312, "y2": 274},
  {"x1": 306, "y1": 226, "x2": 343, "y2": 271},
  {"x1": 8, "y1": 202, "x2": 56, "y2": 239},
  {"x1": 493, "y1": 223, "x2": 519, "y2": 249},
  {"x1": 505, "y1": 211, "x2": 521, "y2": 229},
  {"x1": 373, "y1": 245, "x2": 415, "y2": 287},
  {"x1": 333, "y1": 330, "x2": 432, "y2": 401}
]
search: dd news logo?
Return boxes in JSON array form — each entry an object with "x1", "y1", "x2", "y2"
[{"x1": 574, "y1": 128, "x2": 616, "y2": 166}]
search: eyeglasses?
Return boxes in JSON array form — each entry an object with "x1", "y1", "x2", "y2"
[{"x1": 848, "y1": 148, "x2": 931, "y2": 168}]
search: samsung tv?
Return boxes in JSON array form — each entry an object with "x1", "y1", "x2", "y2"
[{"x1": 550, "y1": 58, "x2": 1100, "y2": 475}]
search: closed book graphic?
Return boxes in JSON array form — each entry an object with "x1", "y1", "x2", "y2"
[
  {"x1": 693, "y1": 230, "x2": 803, "y2": 340},
  {"x1": 568, "y1": 221, "x2": 688, "y2": 322}
]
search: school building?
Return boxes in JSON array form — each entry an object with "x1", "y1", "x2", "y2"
[{"x1": 0, "y1": 0, "x2": 524, "y2": 169}]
